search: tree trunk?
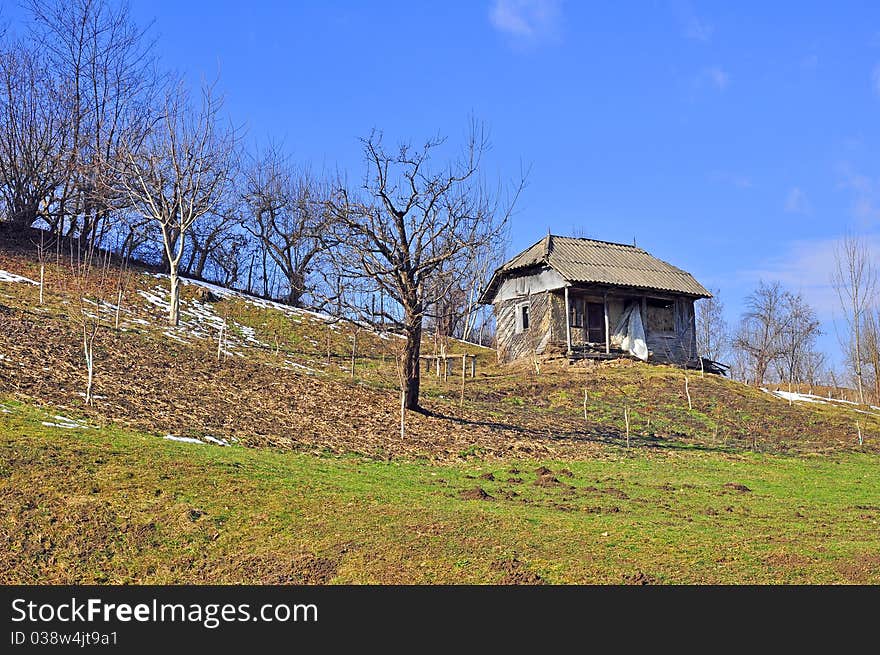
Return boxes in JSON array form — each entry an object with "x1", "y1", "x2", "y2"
[
  {"x1": 854, "y1": 320, "x2": 865, "y2": 404},
  {"x1": 168, "y1": 267, "x2": 181, "y2": 326},
  {"x1": 194, "y1": 247, "x2": 210, "y2": 279},
  {"x1": 403, "y1": 314, "x2": 423, "y2": 411},
  {"x1": 287, "y1": 271, "x2": 304, "y2": 307}
]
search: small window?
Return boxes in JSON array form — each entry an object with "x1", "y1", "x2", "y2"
[
  {"x1": 569, "y1": 301, "x2": 584, "y2": 328},
  {"x1": 516, "y1": 302, "x2": 530, "y2": 333}
]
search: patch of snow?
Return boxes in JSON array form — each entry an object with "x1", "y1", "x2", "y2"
[
  {"x1": 76, "y1": 392, "x2": 107, "y2": 400},
  {"x1": 138, "y1": 289, "x2": 170, "y2": 311},
  {"x1": 0, "y1": 270, "x2": 38, "y2": 285},
  {"x1": 41, "y1": 414, "x2": 94, "y2": 430},
  {"x1": 762, "y1": 388, "x2": 880, "y2": 417},
  {"x1": 282, "y1": 360, "x2": 318, "y2": 374},
  {"x1": 767, "y1": 389, "x2": 820, "y2": 404},
  {"x1": 162, "y1": 330, "x2": 191, "y2": 344},
  {"x1": 163, "y1": 434, "x2": 204, "y2": 445},
  {"x1": 203, "y1": 435, "x2": 230, "y2": 446},
  {"x1": 148, "y1": 272, "x2": 342, "y2": 324}
]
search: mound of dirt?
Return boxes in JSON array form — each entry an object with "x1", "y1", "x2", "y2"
[
  {"x1": 534, "y1": 475, "x2": 561, "y2": 487},
  {"x1": 724, "y1": 483, "x2": 752, "y2": 493},
  {"x1": 459, "y1": 487, "x2": 494, "y2": 501},
  {"x1": 534, "y1": 466, "x2": 553, "y2": 476},
  {"x1": 623, "y1": 570, "x2": 657, "y2": 585},
  {"x1": 491, "y1": 557, "x2": 545, "y2": 585}
]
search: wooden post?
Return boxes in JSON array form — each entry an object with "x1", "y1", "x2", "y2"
[
  {"x1": 564, "y1": 286, "x2": 572, "y2": 355},
  {"x1": 603, "y1": 291, "x2": 610, "y2": 354}
]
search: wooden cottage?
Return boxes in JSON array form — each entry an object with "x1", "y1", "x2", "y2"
[{"x1": 479, "y1": 235, "x2": 712, "y2": 366}]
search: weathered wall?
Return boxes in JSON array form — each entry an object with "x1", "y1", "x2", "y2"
[
  {"x1": 495, "y1": 291, "x2": 553, "y2": 362},
  {"x1": 493, "y1": 267, "x2": 567, "y2": 303},
  {"x1": 493, "y1": 283, "x2": 699, "y2": 366},
  {"x1": 645, "y1": 297, "x2": 697, "y2": 365}
]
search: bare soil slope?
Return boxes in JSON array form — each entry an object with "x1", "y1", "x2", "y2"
[{"x1": 1, "y1": 238, "x2": 877, "y2": 461}]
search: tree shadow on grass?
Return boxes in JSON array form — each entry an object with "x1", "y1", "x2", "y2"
[{"x1": 418, "y1": 405, "x2": 748, "y2": 456}]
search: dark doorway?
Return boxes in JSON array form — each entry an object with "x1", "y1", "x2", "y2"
[{"x1": 586, "y1": 302, "x2": 604, "y2": 343}]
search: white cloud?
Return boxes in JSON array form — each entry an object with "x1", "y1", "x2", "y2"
[
  {"x1": 836, "y1": 163, "x2": 880, "y2": 224},
  {"x1": 704, "y1": 66, "x2": 729, "y2": 91},
  {"x1": 784, "y1": 187, "x2": 811, "y2": 214},
  {"x1": 742, "y1": 234, "x2": 880, "y2": 316},
  {"x1": 488, "y1": 0, "x2": 562, "y2": 43}
]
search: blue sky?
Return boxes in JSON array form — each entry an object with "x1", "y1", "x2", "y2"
[{"x1": 9, "y1": 0, "x2": 880, "y2": 370}]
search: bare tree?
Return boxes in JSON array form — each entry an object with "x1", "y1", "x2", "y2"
[
  {"x1": 325, "y1": 123, "x2": 523, "y2": 410},
  {"x1": 26, "y1": 0, "x2": 161, "y2": 244},
  {"x1": 118, "y1": 83, "x2": 236, "y2": 326},
  {"x1": 860, "y1": 310, "x2": 880, "y2": 404},
  {"x1": 695, "y1": 288, "x2": 729, "y2": 362},
  {"x1": 832, "y1": 234, "x2": 876, "y2": 404},
  {"x1": 801, "y1": 350, "x2": 827, "y2": 394},
  {"x1": 242, "y1": 146, "x2": 328, "y2": 306},
  {"x1": 180, "y1": 202, "x2": 243, "y2": 280},
  {"x1": 734, "y1": 281, "x2": 790, "y2": 386},
  {"x1": 0, "y1": 42, "x2": 70, "y2": 229},
  {"x1": 774, "y1": 290, "x2": 821, "y2": 394},
  {"x1": 424, "y1": 232, "x2": 506, "y2": 344}
]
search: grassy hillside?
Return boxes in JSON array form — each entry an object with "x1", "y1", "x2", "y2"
[
  {"x1": 2, "y1": 398, "x2": 878, "y2": 584},
  {"x1": 2, "y1": 238, "x2": 879, "y2": 584}
]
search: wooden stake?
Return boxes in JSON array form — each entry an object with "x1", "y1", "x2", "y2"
[
  {"x1": 217, "y1": 320, "x2": 226, "y2": 362},
  {"x1": 624, "y1": 403, "x2": 630, "y2": 448},
  {"x1": 400, "y1": 388, "x2": 406, "y2": 440},
  {"x1": 115, "y1": 286, "x2": 122, "y2": 331},
  {"x1": 685, "y1": 373, "x2": 692, "y2": 410},
  {"x1": 39, "y1": 264, "x2": 44, "y2": 305},
  {"x1": 583, "y1": 389, "x2": 588, "y2": 423},
  {"x1": 326, "y1": 326, "x2": 331, "y2": 365}
]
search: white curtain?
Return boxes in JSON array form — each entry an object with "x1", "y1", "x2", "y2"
[{"x1": 611, "y1": 303, "x2": 648, "y2": 361}]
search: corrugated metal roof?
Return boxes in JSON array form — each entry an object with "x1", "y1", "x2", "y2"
[{"x1": 482, "y1": 235, "x2": 711, "y2": 301}]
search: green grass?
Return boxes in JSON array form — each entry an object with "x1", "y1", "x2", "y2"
[{"x1": 2, "y1": 396, "x2": 878, "y2": 584}]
